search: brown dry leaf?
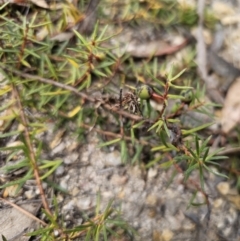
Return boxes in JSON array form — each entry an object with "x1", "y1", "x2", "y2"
[
  {"x1": 3, "y1": 184, "x2": 20, "y2": 198},
  {"x1": 221, "y1": 77, "x2": 240, "y2": 133},
  {"x1": 227, "y1": 195, "x2": 240, "y2": 210},
  {"x1": 152, "y1": 229, "x2": 173, "y2": 241},
  {"x1": 30, "y1": 0, "x2": 49, "y2": 9},
  {"x1": 67, "y1": 105, "x2": 81, "y2": 118},
  {"x1": 50, "y1": 129, "x2": 65, "y2": 149},
  {"x1": 49, "y1": 31, "x2": 76, "y2": 42},
  {"x1": 0, "y1": 102, "x2": 18, "y2": 131},
  {"x1": 125, "y1": 39, "x2": 188, "y2": 58}
]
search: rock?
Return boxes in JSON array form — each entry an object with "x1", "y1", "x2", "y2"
[
  {"x1": 51, "y1": 142, "x2": 66, "y2": 155},
  {"x1": 148, "y1": 167, "x2": 158, "y2": 179},
  {"x1": 63, "y1": 152, "x2": 79, "y2": 164},
  {"x1": 35, "y1": 182, "x2": 47, "y2": 195},
  {"x1": 71, "y1": 187, "x2": 80, "y2": 196},
  {"x1": 217, "y1": 182, "x2": 230, "y2": 195},
  {"x1": 110, "y1": 174, "x2": 128, "y2": 186},
  {"x1": 152, "y1": 229, "x2": 174, "y2": 241},
  {"x1": 55, "y1": 165, "x2": 65, "y2": 176},
  {"x1": 25, "y1": 189, "x2": 36, "y2": 199},
  {"x1": 59, "y1": 175, "x2": 70, "y2": 190},
  {"x1": 146, "y1": 194, "x2": 158, "y2": 206},
  {"x1": 166, "y1": 216, "x2": 181, "y2": 231},
  {"x1": 63, "y1": 199, "x2": 76, "y2": 211},
  {"x1": 103, "y1": 151, "x2": 122, "y2": 166},
  {"x1": 213, "y1": 198, "x2": 223, "y2": 208},
  {"x1": 161, "y1": 229, "x2": 174, "y2": 241},
  {"x1": 75, "y1": 196, "x2": 93, "y2": 210}
]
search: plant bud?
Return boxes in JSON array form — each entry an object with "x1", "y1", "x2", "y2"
[
  {"x1": 180, "y1": 89, "x2": 193, "y2": 104},
  {"x1": 137, "y1": 85, "x2": 153, "y2": 100}
]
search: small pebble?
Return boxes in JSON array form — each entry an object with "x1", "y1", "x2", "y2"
[
  {"x1": 146, "y1": 194, "x2": 158, "y2": 206},
  {"x1": 63, "y1": 200, "x2": 76, "y2": 211},
  {"x1": 55, "y1": 165, "x2": 65, "y2": 176},
  {"x1": 217, "y1": 182, "x2": 230, "y2": 195},
  {"x1": 51, "y1": 142, "x2": 66, "y2": 155},
  {"x1": 103, "y1": 151, "x2": 122, "y2": 166},
  {"x1": 213, "y1": 198, "x2": 223, "y2": 208},
  {"x1": 35, "y1": 182, "x2": 47, "y2": 195},
  {"x1": 75, "y1": 196, "x2": 92, "y2": 210},
  {"x1": 110, "y1": 174, "x2": 128, "y2": 185},
  {"x1": 25, "y1": 189, "x2": 35, "y2": 199},
  {"x1": 148, "y1": 167, "x2": 158, "y2": 179},
  {"x1": 63, "y1": 152, "x2": 79, "y2": 165},
  {"x1": 166, "y1": 216, "x2": 181, "y2": 230},
  {"x1": 161, "y1": 229, "x2": 174, "y2": 241},
  {"x1": 54, "y1": 229, "x2": 60, "y2": 237},
  {"x1": 60, "y1": 178, "x2": 69, "y2": 190}
]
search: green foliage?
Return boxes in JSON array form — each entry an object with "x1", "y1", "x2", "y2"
[
  {"x1": 1, "y1": 235, "x2": 8, "y2": 241},
  {"x1": 0, "y1": 1, "x2": 229, "y2": 240},
  {"x1": 27, "y1": 195, "x2": 133, "y2": 241}
]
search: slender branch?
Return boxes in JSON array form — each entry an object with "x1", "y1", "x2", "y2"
[
  {"x1": 0, "y1": 65, "x2": 143, "y2": 121},
  {"x1": 0, "y1": 197, "x2": 47, "y2": 226},
  {"x1": 11, "y1": 83, "x2": 52, "y2": 216},
  {"x1": 81, "y1": 123, "x2": 152, "y2": 146}
]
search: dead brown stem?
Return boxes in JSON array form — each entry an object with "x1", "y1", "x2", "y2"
[
  {"x1": 0, "y1": 65, "x2": 144, "y2": 121},
  {"x1": 81, "y1": 123, "x2": 152, "y2": 146},
  {"x1": 0, "y1": 197, "x2": 47, "y2": 226},
  {"x1": 11, "y1": 84, "x2": 52, "y2": 216}
]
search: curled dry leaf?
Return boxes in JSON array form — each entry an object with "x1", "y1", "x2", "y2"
[
  {"x1": 50, "y1": 129, "x2": 65, "y2": 149},
  {"x1": 28, "y1": 0, "x2": 49, "y2": 9},
  {"x1": 125, "y1": 39, "x2": 188, "y2": 58},
  {"x1": 221, "y1": 77, "x2": 240, "y2": 133},
  {"x1": 3, "y1": 184, "x2": 20, "y2": 198}
]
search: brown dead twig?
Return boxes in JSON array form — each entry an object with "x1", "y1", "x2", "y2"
[
  {"x1": 81, "y1": 123, "x2": 152, "y2": 147},
  {"x1": 0, "y1": 197, "x2": 47, "y2": 226},
  {"x1": 11, "y1": 84, "x2": 52, "y2": 215},
  {"x1": 167, "y1": 102, "x2": 205, "y2": 119},
  {"x1": 1, "y1": 65, "x2": 144, "y2": 122},
  {"x1": 8, "y1": 25, "x2": 53, "y2": 216}
]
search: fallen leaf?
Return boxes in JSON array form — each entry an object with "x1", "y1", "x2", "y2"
[
  {"x1": 67, "y1": 106, "x2": 81, "y2": 118},
  {"x1": 221, "y1": 77, "x2": 240, "y2": 133},
  {"x1": 3, "y1": 185, "x2": 20, "y2": 198},
  {"x1": 227, "y1": 195, "x2": 240, "y2": 210},
  {"x1": 30, "y1": 0, "x2": 49, "y2": 9},
  {"x1": 125, "y1": 39, "x2": 188, "y2": 58},
  {"x1": 50, "y1": 129, "x2": 65, "y2": 149}
]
